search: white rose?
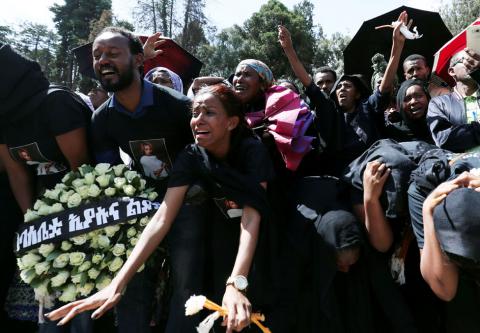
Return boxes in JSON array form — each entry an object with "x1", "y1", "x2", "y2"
[
  {"x1": 51, "y1": 271, "x2": 70, "y2": 287},
  {"x1": 139, "y1": 179, "x2": 147, "y2": 191},
  {"x1": 17, "y1": 258, "x2": 26, "y2": 270},
  {"x1": 95, "y1": 163, "x2": 111, "y2": 175},
  {"x1": 55, "y1": 183, "x2": 68, "y2": 191},
  {"x1": 104, "y1": 225, "x2": 120, "y2": 237},
  {"x1": 70, "y1": 273, "x2": 83, "y2": 284},
  {"x1": 59, "y1": 190, "x2": 75, "y2": 203},
  {"x1": 24, "y1": 209, "x2": 40, "y2": 222},
  {"x1": 34, "y1": 199, "x2": 47, "y2": 210},
  {"x1": 37, "y1": 204, "x2": 51, "y2": 216},
  {"x1": 34, "y1": 261, "x2": 50, "y2": 275},
  {"x1": 53, "y1": 253, "x2": 70, "y2": 268},
  {"x1": 87, "y1": 267, "x2": 100, "y2": 280},
  {"x1": 58, "y1": 284, "x2": 77, "y2": 303},
  {"x1": 77, "y1": 282, "x2": 95, "y2": 297},
  {"x1": 104, "y1": 187, "x2": 116, "y2": 196},
  {"x1": 69, "y1": 252, "x2": 86, "y2": 266},
  {"x1": 95, "y1": 275, "x2": 112, "y2": 291},
  {"x1": 114, "y1": 177, "x2": 127, "y2": 189},
  {"x1": 92, "y1": 253, "x2": 104, "y2": 264},
  {"x1": 20, "y1": 268, "x2": 36, "y2": 284},
  {"x1": 122, "y1": 184, "x2": 136, "y2": 196},
  {"x1": 139, "y1": 216, "x2": 150, "y2": 227},
  {"x1": 61, "y1": 241, "x2": 72, "y2": 251},
  {"x1": 98, "y1": 235, "x2": 110, "y2": 249},
  {"x1": 126, "y1": 227, "x2": 137, "y2": 238},
  {"x1": 61, "y1": 172, "x2": 74, "y2": 184},
  {"x1": 78, "y1": 261, "x2": 92, "y2": 272},
  {"x1": 148, "y1": 192, "x2": 158, "y2": 201},
  {"x1": 108, "y1": 257, "x2": 124, "y2": 272},
  {"x1": 49, "y1": 203, "x2": 64, "y2": 214},
  {"x1": 88, "y1": 184, "x2": 102, "y2": 198},
  {"x1": 84, "y1": 172, "x2": 95, "y2": 185},
  {"x1": 124, "y1": 170, "x2": 139, "y2": 182},
  {"x1": 137, "y1": 264, "x2": 145, "y2": 273},
  {"x1": 44, "y1": 188, "x2": 61, "y2": 200},
  {"x1": 113, "y1": 164, "x2": 127, "y2": 176},
  {"x1": 78, "y1": 164, "x2": 94, "y2": 176},
  {"x1": 38, "y1": 243, "x2": 55, "y2": 257},
  {"x1": 76, "y1": 185, "x2": 89, "y2": 199},
  {"x1": 96, "y1": 174, "x2": 111, "y2": 188},
  {"x1": 90, "y1": 235, "x2": 99, "y2": 249},
  {"x1": 72, "y1": 178, "x2": 85, "y2": 188},
  {"x1": 21, "y1": 253, "x2": 42, "y2": 268},
  {"x1": 126, "y1": 249, "x2": 133, "y2": 257},
  {"x1": 130, "y1": 237, "x2": 138, "y2": 246},
  {"x1": 71, "y1": 234, "x2": 87, "y2": 245},
  {"x1": 111, "y1": 243, "x2": 126, "y2": 257},
  {"x1": 127, "y1": 218, "x2": 137, "y2": 225},
  {"x1": 67, "y1": 193, "x2": 82, "y2": 208}
]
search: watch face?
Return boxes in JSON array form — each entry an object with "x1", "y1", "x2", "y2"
[{"x1": 234, "y1": 276, "x2": 248, "y2": 290}]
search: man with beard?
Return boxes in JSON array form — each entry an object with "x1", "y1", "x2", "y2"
[
  {"x1": 427, "y1": 49, "x2": 480, "y2": 152},
  {"x1": 88, "y1": 27, "x2": 203, "y2": 333}
]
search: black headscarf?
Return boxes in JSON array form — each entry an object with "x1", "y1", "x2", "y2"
[
  {"x1": 0, "y1": 43, "x2": 49, "y2": 123},
  {"x1": 433, "y1": 187, "x2": 480, "y2": 263},
  {"x1": 315, "y1": 209, "x2": 363, "y2": 250},
  {"x1": 391, "y1": 79, "x2": 431, "y2": 142}
]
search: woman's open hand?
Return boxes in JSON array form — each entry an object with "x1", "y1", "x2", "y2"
[{"x1": 45, "y1": 281, "x2": 124, "y2": 325}]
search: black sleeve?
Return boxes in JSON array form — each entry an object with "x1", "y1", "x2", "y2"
[
  {"x1": 168, "y1": 146, "x2": 198, "y2": 187},
  {"x1": 44, "y1": 90, "x2": 89, "y2": 136},
  {"x1": 408, "y1": 182, "x2": 426, "y2": 249},
  {"x1": 366, "y1": 88, "x2": 390, "y2": 114},
  {"x1": 304, "y1": 81, "x2": 341, "y2": 152},
  {"x1": 427, "y1": 97, "x2": 480, "y2": 152}
]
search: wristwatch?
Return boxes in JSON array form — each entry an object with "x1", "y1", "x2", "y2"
[{"x1": 226, "y1": 275, "x2": 248, "y2": 291}]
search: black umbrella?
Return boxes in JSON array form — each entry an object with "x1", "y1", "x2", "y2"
[
  {"x1": 71, "y1": 37, "x2": 203, "y2": 89},
  {"x1": 343, "y1": 6, "x2": 452, "y2": 83}
]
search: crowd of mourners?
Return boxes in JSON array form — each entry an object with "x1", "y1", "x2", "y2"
[{"x1": 1, "y1": 9, "x2": 480, "y2": 333}]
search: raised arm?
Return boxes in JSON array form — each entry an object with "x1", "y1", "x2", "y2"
[
  {"x1": 360, "y1": 161, "x2": 393, "y2": 252},
  {"x1": 378, "y1": 11, "x2": 407, "y2": 94},
  {"x1": 420, "y1": 180, "x2": 459, "y2": 301},
  {"x1": 46, "y1": 185, "x2": 189, "y2": 324},
  {"x1": 278, "y1": 25, "x2": 313, "y2": 88}
]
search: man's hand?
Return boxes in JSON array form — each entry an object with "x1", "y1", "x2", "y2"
[
  {"x1": 143, "y1": 32, "x2": 168, "y2": 60},
  {"x1": 463, "y1": 48, "x2": 480, "y2": 74}
]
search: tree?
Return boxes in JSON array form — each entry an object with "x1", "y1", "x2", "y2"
[
  {"x1": 50, "y1": 0, "x2": 111, "y2": 88},
  {"x1": 440, "y1": 0, "x2": 480, "y2": 35},
  {"x1": 314, "y1": 32, "x2": 351, "y2": 76},
  {"x1": 0, "y1": 25, "x2": 14, "y2": 45},
  {"x1": 133, "y1": 0, "x2": 175, "y2": 36},
  {"x1": 178, "y1": 0, "x2": 207, "y2": 53}
]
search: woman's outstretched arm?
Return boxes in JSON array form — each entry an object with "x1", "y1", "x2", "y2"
[{"x1": 46, "y1": 185, "x2": 189, "y2": 325}]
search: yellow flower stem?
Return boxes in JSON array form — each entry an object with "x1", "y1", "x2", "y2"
[{"x1": 203, "y1": 299, "x2": 271, "y2": 332}]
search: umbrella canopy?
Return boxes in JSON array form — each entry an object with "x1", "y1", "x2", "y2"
[
  {"x1": 71, "y1": 36, "x2": 203, "y2": 90},
  {"x1": 343, "y1": 6, "x2": 452, "y2": 83},
  {"x1": 432, "y1": 18, "x2": 480, "y2": 87}
]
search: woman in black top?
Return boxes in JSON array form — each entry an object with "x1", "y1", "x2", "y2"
[
  {"x1": 47, "y1": 84, "x2": 274, "y2": 333},
  {"x1": 385, "y1": 79, "x2": 433, "y2": 143}
]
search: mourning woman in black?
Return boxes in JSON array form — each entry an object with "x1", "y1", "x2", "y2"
[
  {"x1": 385, "y1": 79, "x2": 433, "y2": 143},
  {"x1": 47, "y1": 84, "x2": 274, "y2": 333}
]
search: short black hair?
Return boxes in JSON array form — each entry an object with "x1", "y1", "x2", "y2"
[
  {"x1": 403, "y1": 54, "x2": 428, "y2": 67},
  {"x1": 315, "y1": 66, "x2": 337, "y2": 82},
  {"x1": 98, "y1": 26, "x2": 143, "y2": 56}
]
